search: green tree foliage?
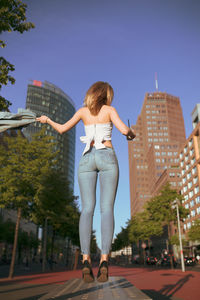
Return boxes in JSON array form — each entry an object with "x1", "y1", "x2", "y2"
[
  {"x1": 129, "y1": 210, "x2": 163, "y2": 245},
  {"x1": 0, "y1": 0, "x2": 35, "y2": 110},
  {"x1": 0, "y1": 128, "x2": 58, "y2": 278},
  {"x1": 187, "y1": 220, "x2": 200, "y2": 242},
  {"x1": 145, "y1": 183, "x2": 188, "y2": 230},
  {"x1": 112, "y1": 225, "x2": 130, "y2": 251}
]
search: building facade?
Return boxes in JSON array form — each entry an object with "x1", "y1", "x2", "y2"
[
  {"x1": 24, "y1": 80, "x2": 76, "y2": 189},
  {"x1": 128, "y1": 92, "x2": 186, "y2": 216},
  {"x1": 179, "y1": 108, "x2": 200, "y2": 232}
]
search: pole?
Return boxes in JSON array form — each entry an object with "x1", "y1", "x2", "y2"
[{"x1": 176, "y1": 203, "x2": 185, "y2": 272}]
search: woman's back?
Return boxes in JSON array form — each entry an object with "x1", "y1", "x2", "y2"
[{"x1": 81, "y1": 105, "x2": 112, "y2": 125}]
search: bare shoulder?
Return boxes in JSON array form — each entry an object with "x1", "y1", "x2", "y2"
[
  {"x1": 76, "y1": 107, "x2": 87, "y2": 117},
  {"x1": 102, "y1": 105, "x2": 116, "y2": 113}
]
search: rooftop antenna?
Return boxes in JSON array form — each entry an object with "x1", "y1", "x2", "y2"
[{"x1": 155, "y1": 72, "x2": 158, "y2": 91}]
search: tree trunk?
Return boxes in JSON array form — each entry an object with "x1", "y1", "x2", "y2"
[
  {"x1": 50, "y1": 229, "x2": 55, "y2": 260},
  {"x1": 42, "y1": 217, "x2": 48, "y2": 272},
  {"x1": 9, "y1": 207, "x2": 21, "y2": 279},
  {"x1": 73, "y1": 248, "x2": 80, "y2": 270},
  {"x1": 167, "y1": 224, "x2": 174, "y2": 269}
]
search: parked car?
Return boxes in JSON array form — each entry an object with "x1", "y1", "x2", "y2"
[
  {"x1": 184, "y1": 256, "x2": 196, "y2": 266},
  {"x1": 146, "y1": 256, "x2": 158, "y2": 265},
  {"x1": 161, "y1": 255, "x2": 177, "y2": 268}
]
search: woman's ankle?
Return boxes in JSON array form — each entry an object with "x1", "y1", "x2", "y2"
[
  {"x1": 82, "y1": 255, "x2": 91, "y2": 264},
  {"x1": 100, "y1": 254, "x2": 109, "y2": 265}
]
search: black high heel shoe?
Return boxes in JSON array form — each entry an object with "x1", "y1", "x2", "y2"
[
  {"x1": 82, "y1": 260, "x2": 95, "y2": 283},
  {"x1": 97, "y1": 261, "x2": 108, "y2": 282}
]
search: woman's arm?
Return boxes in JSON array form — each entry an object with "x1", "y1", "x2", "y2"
[
  {"x1": 110, "y1": 107, "x2": 136, "y2": 140},
  {"x1": 36, "y1": 108, "x2": 83, "y2": 134}
]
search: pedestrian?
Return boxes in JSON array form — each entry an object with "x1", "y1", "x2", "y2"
[{"x1": 36, "y1": 81, "x2": 135, "y2": 283}]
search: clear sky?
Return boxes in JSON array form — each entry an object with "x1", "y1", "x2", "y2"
[{"x1": 1, "y1": 0, "x2": 200, "y2": 249}]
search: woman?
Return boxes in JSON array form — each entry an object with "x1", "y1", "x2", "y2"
[{"x1": 36, "y1": 81, "x2": 135, "y2": 283}]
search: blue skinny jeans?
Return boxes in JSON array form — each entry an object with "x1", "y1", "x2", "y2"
[{"x1": 78, "y1": 147, "x2": 119, "y2": 255}]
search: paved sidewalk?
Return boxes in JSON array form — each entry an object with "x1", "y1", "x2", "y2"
[{"x1": 0, "y1": 266, "x2": 199, "y2": 300}]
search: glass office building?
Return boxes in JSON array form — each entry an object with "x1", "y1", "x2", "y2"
[{"x1": 24, "y1": 80, "x2": 76, "y2": 189}]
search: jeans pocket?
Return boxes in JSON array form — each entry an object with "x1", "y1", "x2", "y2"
[{"x1": 100, "y1": 148, "x2": 117, "y2": 164}]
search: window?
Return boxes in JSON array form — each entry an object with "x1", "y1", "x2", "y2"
[
  {"x1": 192, "y1": 166, "x2": 197, "y2": 174},
  {"x1": 185, "y1": 203, "x2": 189, "y2": 209},
  {"x1": 191, "y1": 210, "x2": 196, "y2": 217},
  {"x1": 197, "y1": 207, "x2": 200, "y2": 215},
  {"x1": 188, "y1": 181, "x2": 192, "y2": 189},
  {"x1": 180, "y1": 161, "x2": 184, "y2": 167},
  {"x1": 187, "y1": 172, "x2": 191, "y2": 180},
  {"x1": 184, "y1": 146, "x2": 188, "y2": 154},
  {"x1": 180, "y1": 153, "x2": 183, "y2": 159},
  {"x1": 189, "y1": 190, "x2": 194, "y2": 198},
  {"x1": 194, "y1": 186, "x2": 199, "y2": 194},
  {"x1": 191, "y1": 158, "x2": 196, "y2": 165},
  {"x1": 193, "y1": 177, "x2": 198, "y2": 184},
  {"x1": 155, "y1": 145, "x2": 160, "y2": 149},
  {"x1": 190, "y1": 200, "x2": 194, "y2": 207},
  {"x1": 186, "y1": 164, "x2": 190, "y2": 171},
  {"x1": 190, "y1": 148, "x2": 194, "y2": 156},
  {"x1": 185, "y1": 155, "x2": 189, "y2": 162},
  {"x1": 182, "y1": 177, "x2": 186, "y2": 184},
  {"x1": 182, "y1": 169, "x2": 185, "y2": 176},
  {"x1": 183, "y1": 186, "x2": 188, "y2": 193},
  {"x1": 187, "y1": 222, "x2": 191, "y2": 229},
  {"x1": 169, "y1": 173, "x2": 175, "y2": 177},
  {"x1": 189, "y1": 138, "x2": 193, "y2": 147},
  {"x1": 184, "y1": 195, "x2": 188, "y2": 201},
  {"x1": 195, "y1": 196, "x2": 200, "y2": 204}
]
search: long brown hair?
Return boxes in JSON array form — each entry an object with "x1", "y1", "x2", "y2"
[{"x1": 84, "y1": 81, "x2": 114, "y2": 115}]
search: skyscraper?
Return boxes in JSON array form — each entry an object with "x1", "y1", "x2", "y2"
[
  {"x1": 128, "y1": 92, "x2": 186, "y2": 216},
  {"x1": 24, "y1": 80, "x2": 76, "y2": 189}
]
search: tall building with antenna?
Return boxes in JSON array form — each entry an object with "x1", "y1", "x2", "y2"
[{"x1": 128, "y1": 92, "x2": 186, "y2": 216}]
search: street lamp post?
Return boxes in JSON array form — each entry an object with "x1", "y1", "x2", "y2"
[{"x1": 172, "y1": 199, "x2": 185, "y2": 272}]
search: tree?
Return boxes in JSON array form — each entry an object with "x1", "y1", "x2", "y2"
[
  {"x1": 0, "y1": 128, "x2": 58, "y2": 278},
  {"x1": 0, "y1": 0, "x2": 35, "y2": 110},
  {"x1": 145, "y1": 183, "x2": 188, "y2": 268},
  {"x1": 187, "y1": 220, "x2": 200, "y2": 242},
  {"x1": 112, "y1": 225, "x2": 130, "y2": 252},
  {"x1": 31, "y1": 169, "x2": 80, "y2": 272}
]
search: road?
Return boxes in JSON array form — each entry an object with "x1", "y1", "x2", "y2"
[{"x1": 0, "y1": 265, "x2": 200, "y2": 300}]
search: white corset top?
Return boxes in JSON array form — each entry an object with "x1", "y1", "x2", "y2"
[{"x1": 80, "y1": 122, "x2": 113, "y2": 155}]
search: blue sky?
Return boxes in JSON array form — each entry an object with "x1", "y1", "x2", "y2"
[{"x1": 1, "y1": 0, "x2": 200, "y2": 249}]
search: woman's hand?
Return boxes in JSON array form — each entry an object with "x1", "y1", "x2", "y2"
[
  {"x1": 127, "y1": 128, "x2": 136, "y2": 140},
  {"x1": 36, "y1": 115, "x2": 49, "y2": 123}
]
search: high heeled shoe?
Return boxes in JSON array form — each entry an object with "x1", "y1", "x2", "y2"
[
  {"x1": 97, "y1": 260, "x2": 108, "y2": 282},
  {"x1": 82, "y1": 260, "x2": 95, "y2": 283}
]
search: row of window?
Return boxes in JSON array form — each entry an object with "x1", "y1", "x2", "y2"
[
  {"x1": 182, "y1": 164, "x2": 197, "y2": 176},
  {"x1": 182, "y1": 176, "x2": 198, "y2": 185},
  {"x1": 182, "y1": 186, "x2": 199, "y2": 196},
  {"x1": 148, "y1": 132, "x2": 168, "y2": 136},
  {"x1": 146, "y1": 115, "x2": 167, "y2": 119},
  {"x1": 147, "y1": 127, "x2": 168, "y2": 131},
  {"x1": 146, "y1": 110, "x2": 166, "y2": 114},
  {"x1": 185, "y1": 197, "x2": 200, "y2": 208},
  {"x1": 180, "y1": 139, "x2": 194, "y2": 159},
  {"x1": 146, "y1": 104, "x2": 166, "y2": 108},
  {"x1": 147, "y1": 121, "x2": 167, "y2": 125},
  {"x1": 148, "y1": 138, "x2": 169, "y2": 142}
]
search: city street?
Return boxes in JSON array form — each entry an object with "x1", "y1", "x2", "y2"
[{"x1": 0, "y1": 265, "x2": 200, "y2": 300}]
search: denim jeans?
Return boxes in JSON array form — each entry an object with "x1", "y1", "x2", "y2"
[{"x1": 78, "y1": 147, "x2": 119, "y2": 255}]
